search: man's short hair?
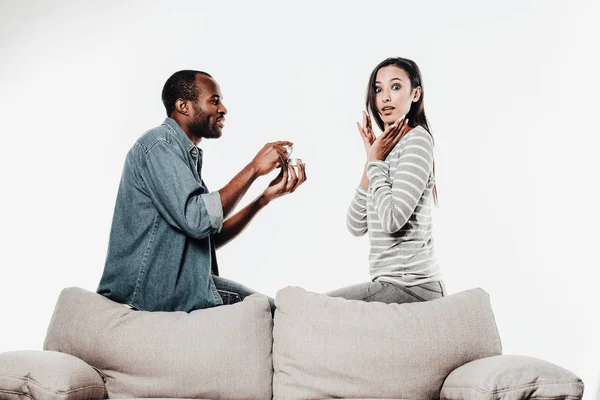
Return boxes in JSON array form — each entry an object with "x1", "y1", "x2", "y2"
[{"x1": 161, "y1": 70, "x2": 212, "y2": 116}]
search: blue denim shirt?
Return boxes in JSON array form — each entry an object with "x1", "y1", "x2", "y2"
[{"x1": 97, "y1": 118, "x2": 224, "y2": 311}]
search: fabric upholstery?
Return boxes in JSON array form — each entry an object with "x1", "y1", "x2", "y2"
[
  {"x1": 440, "y1": 355, "x2": 584, "y2": 400},
  {"x1": 272, "y1": 286, "x2": 502, "y2": 400},
  {"x1": 44, "y1": 287, "x2": 273, "y2": 400},
  {"x1": 0, "y1": 350, "x2": 106, "y2": 400}
]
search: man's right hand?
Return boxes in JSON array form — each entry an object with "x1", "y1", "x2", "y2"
[{"x1": 250, "y1": 141, "x2": 293, "y2": 177}]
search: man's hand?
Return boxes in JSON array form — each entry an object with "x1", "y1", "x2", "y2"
[
  {"x1": 250, "y1": 141, "x2": 293, "y2": 177},
  {"x1": 260, "y1": 161, "x2": 307, "y2": 204},
  {"x1": 215, "y1": 160, "x2": 307, "y2": 249},
  {"x1": 367, "y1": 117, "x2": 410, "y2": 162}
]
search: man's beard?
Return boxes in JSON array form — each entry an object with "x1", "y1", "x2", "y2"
[{"x1": 189, "y1": 108, "x2": 221, "y2": 139}]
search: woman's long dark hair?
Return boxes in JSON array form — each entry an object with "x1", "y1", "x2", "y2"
[{"x1": 365, "y1": 57, "x2": 438, "y2": 205}]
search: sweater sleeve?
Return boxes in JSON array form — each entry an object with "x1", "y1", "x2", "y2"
[
  {"x1": 346, "y1": 186, "x2": 369, "y2": 237},
  {"x1": 366, "y1": 128, "x2": 433, "y2": 234}
]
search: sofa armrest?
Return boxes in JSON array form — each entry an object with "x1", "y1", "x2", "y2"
[
  {"x1": 440, "y1": 355, "x2": 584, "y2": 400},
  {"x1": 0, "y1": 350, "x2": 106, "y2": 400}
]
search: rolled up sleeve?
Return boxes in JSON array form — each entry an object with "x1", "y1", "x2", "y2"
[{"x1": 201, "y1": 191, "x2": 224, "y2": 232}]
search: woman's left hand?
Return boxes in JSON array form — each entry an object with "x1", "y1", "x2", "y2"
[{"x1": 367, "y1": 117, "x2": 410, "y2": 162}]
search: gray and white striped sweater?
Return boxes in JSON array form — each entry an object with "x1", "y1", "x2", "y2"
[{"x1": 346, "y1": 125, "x2": 441, "y2": 286}]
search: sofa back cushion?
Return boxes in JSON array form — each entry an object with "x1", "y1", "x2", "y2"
[
  {"x1": 272, "y1": 287, "x2": 502, "y2": 400},
  {"x1": 44, "y1": 287, "x2": 273, "y2": 400}
]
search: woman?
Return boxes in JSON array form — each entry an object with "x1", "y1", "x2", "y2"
[{"x1": 328, "y1": 57, "x2": 445, "y2": 304}]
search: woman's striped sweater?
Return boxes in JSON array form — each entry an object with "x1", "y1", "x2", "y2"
[{"x1": 346, "y1": 125, "x2": 442, "y2": 286}]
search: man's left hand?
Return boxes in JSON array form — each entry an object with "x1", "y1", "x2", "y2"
[{"x1": 261, "y1": 160, "x2": 307, "y2": 203}]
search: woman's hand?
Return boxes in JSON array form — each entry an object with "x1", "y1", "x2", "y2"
[
  {"x1": 356, "y1": 111, "x2": 376, "y2": 157},
  {"x1": 367, "y1": 116, "x2": 410, "y2": 162}
]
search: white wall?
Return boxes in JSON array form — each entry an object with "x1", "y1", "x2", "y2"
[{"x1": 1, "y1": 0, "x2": 598, "y2": 397}]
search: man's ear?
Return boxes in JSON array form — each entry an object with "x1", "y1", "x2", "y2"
[
  {"x1": 412, "y1": 86, "x2": 422, "y2": 103},
  {"x1": 174, "y1": 99, "x2": 190, "y2": 116}
]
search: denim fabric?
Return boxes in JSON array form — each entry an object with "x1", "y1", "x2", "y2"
[
  {"x1": 213, "y1": 275, "x2": 276, "y2": 314},
  {"x1": 97, "y1": 118, "x2": 224, "y2": 311},
  {"x1": 326, "y1": 280, "x2": 445, "y2": 304}
]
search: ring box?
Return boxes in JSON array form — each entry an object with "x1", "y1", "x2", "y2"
[{"x1": 285, "y1": 145, "x2": 300, "y2": 166}]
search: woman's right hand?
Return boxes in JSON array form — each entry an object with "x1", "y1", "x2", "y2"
[
  {"x1": 367, "y1": 116, "x2": 409, "y2": 162},
  {"x1": 356, "y1": 111, "x2": 376, "y2": 157}
]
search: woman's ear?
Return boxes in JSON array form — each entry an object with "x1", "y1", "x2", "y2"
[{"x1": 412, "y1": 86, "x2": 422, "y2": 103}]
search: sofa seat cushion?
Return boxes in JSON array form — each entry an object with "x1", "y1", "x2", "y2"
[
  {"x1": 0, "y1": 350, "x2": 106, "y2": 400},
  {"x1": 272, "y1": 286, "x2": 502, "y2": 400},
  {"x1": 440, "y1": 355, "x2": 584, "y2": 400},
  {"x1": 44, "y1": 287, "x2": 273, "y2": 400}
]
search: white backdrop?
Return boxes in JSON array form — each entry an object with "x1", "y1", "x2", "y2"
[{"x1": 1, "y1": 0, "x2": 599, "y2": 398}]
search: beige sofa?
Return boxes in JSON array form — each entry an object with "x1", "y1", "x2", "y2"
[{"x1": 0, "y1": 286, "x2": 585, "y2": 400}]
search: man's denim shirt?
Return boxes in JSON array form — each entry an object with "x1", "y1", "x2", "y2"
[{"x1": 97, "y1": 118, "x2": 224, "y2": 311}]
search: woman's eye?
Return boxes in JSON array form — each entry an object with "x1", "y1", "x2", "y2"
[
  {"x1": 374, "y1": 87, "x2": 382, "y2": 93},
  {"x1": 392, "y1": 84, "x2": 401, "y2": 90}
]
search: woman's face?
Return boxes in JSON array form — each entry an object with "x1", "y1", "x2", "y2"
[{"x1": 374, "y1": 65, "x2": 420, "y2": 126}]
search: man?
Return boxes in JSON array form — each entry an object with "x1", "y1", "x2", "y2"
[{"x1": 97, "y1": 70, "x2": 306, "y2": 312}]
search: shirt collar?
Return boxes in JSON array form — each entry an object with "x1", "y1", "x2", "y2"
[{"x1": 162, "y1": 117, "x2": 199, "y2": 155}]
